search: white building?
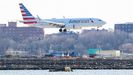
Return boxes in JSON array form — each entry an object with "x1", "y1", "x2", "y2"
[
  {"x1": 5, "y1": 48, "x2": 28, "y2": 57},
  {"x1": 96, "y1": 50, "x2": 120, "y2": 58}
]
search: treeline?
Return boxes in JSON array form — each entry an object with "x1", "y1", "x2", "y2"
[{"x1": 0, "y1": 30, "x2": 133, "y2": 56}]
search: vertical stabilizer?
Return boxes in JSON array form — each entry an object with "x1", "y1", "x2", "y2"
[{"x1": 19, "y1": 3, "x2": 37, "y2": 24}]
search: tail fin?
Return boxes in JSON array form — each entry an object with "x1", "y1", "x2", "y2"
[{"x1": 19, "y1": 3, "x2": 37, "y2": 24}]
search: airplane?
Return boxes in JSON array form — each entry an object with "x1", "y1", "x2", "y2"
[{"x1": 19, "y1": 3, "x2": 106, "y2": 32}]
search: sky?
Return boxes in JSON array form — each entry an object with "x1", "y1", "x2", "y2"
[{"x1": 0, "y1": 0, "x2": 133, "y2": 33}]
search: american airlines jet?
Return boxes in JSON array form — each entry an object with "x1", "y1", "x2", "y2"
[{"x1": 19, "y1": 3, "x2": 106, "y2": 32}]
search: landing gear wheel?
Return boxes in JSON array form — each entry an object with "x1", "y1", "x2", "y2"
[
  {"x1": 59, "y1": 29, "x2": 62, "y2": 32},
  {"x1": 63, "y1": 29, "x2": 67, "y2": 32},
  {"x1": 97, "y1": 27, "x2": 100, "y2": 31}
]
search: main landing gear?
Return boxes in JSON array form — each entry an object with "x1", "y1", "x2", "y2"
[
  {"x1": 97, "y1": 27, "x2": 100, "y2": 31},
  {"x1": 59, "y1": 28, "x2": 67, "y2": 32}
]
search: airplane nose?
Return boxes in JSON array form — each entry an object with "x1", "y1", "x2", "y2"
[{"x1": 102, "y1": 21, "x2": 106, "y2": 25}]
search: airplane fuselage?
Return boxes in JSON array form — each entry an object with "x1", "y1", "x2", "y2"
[{"x1": 34, "y1": 18, "x2": 106, "y2": 29}]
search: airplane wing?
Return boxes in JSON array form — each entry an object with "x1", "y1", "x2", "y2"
[{"x1": 44, "y1": 20, "x2": 65, "y2": 28}]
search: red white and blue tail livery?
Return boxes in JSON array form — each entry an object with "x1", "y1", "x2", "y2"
[
  {"x1": 19, "y1": 3, "x2": 37, "y2": 24},
  {"x1": 19, "y1": 3, "x2": 106, "y2": 32}
]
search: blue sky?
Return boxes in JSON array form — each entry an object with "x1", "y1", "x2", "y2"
[{"x1": 0, "y1": 0, "x2": 133, "y2": 30}]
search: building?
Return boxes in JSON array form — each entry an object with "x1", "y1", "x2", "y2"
[
  {"x1": 0, "y1": 22, "x2": 44, "y2": 41},
  {"x1": 115, "y1": 23, "x2": 133, "y2": 33},
  {"x1": 96, "y1": 50, "x2": 121, "y2": 58},
  {"x1": 87, "y1": 49, "x2": 120, "y2": 58},
  {"x1": 5, "y1": 48, "x2": 29, "y2": 57},
  {"x1": 0, "y1": 24, "x2": 6, "y2": 27},
  {"x1": 8, "y1": 22, "x2": 17, "y2": 27},
  {"x1": 87, "y1": 48, "x2": 98, "y2": 58}
]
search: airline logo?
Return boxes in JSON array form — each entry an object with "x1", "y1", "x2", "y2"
[
  {"x1": 19, "y1": 3, "x2": 37, "y2": 24},
  {"x1": 69, "y1": 19, "x2": 94, "y2": 23}
]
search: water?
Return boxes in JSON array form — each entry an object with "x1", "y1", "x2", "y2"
[{"x1": 0, "y1": 70, "x2": 133, "y2": 75}]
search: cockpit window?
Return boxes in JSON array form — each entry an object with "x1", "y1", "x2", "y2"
[{"x1": 98, "y1": 19, "x2": 102, "y2": 21}]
